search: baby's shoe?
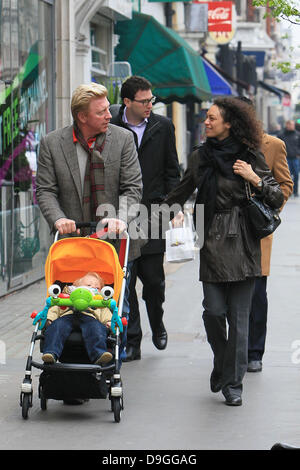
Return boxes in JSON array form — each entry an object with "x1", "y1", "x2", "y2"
[
  {"x1": 94, "y1": 352, "x2": 113, "y2": 365},
  {"x1": 42, "y1": 353, "x2": 57, "y2": 363}
]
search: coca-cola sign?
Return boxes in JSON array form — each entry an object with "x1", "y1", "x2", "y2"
[{"x1": 193, "y1": 1, "x2": 233, "y2": 32}]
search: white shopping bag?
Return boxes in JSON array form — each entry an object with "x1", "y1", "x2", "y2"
[{"x1": 165, "y1": 213, "x2": 196, "y2": 263}]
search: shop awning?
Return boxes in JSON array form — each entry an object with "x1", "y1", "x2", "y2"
[
  {"x1": 201, "y1": 57, "x2": 237, "y2": 96},
  {"x1": 114, "y1": 11, "x2": 212, "y2": 104},
  {"x1": 258, "y1": 81, "x2": 291, "y2": 100},
  {"x1": 243, "y1": 51, "x2": 265, "y2": 67},
  {"x1": 202, "y1": 55, "x2": 251, "y2": 92}
]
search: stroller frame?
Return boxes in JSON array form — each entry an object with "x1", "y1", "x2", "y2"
[{"x1": 20, "y1": 223, "x2": 129, "y2": 423}]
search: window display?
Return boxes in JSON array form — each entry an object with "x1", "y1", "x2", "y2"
[{"x1": 0, "y1": 0, "x2": 54, "y2": 295}]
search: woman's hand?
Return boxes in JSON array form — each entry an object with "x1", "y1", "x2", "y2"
[
  {"x1": 233, "y1": 160, "x2": 262, "y2": 187},
  {"x1": 171, "y1": 211, "x2": 184, "y2": 227},
  {"x1": 101, "y1": 218, "x2": 127, "y2": 235}
]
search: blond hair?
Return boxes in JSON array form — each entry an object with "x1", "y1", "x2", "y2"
[
  {"x1": 73, "y1": 271, "x2": 104, "y2": 288},
  {"x1": 71, "y1": 83, "x2": 108, "y2": 121}
]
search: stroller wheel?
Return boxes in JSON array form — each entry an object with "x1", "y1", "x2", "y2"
[
  {"x1": 40, "y1": 391, "x2": 47, "y2": 411},
  {"x1": 21, "y1": 393, "x2": 32, "y2": 419},
  {"x1": 38, "y1": 384, "x2": 47, "y2": 410},
  {"x1": 111, "y1": 396, "x2": 123, "y2": 423}
]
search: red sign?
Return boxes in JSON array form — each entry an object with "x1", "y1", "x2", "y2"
[
  {"x1": 282, "y1": 95, "x2": 291, "y2": 107},
  {"x1": 194, "y1": 1, "x2": 233, "y2": 32}
]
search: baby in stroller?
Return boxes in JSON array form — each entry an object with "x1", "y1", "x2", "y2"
[{"x1": 42, "y1": 271, "x2": 113, "y2": 365}]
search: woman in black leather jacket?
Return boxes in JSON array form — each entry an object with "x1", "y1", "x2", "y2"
[{"x1": 164, "y1": 97, "x2": 283, "y2": 406}]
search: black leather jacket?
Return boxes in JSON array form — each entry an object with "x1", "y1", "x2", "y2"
[{"x1": 164, "y1": 146, "x2": 283, "y2": 282}]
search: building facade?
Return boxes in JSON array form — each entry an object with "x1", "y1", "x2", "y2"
[
  {"x1": 0, "y1": 0, "x2": 55, "y2": 296},
  {"x1": 1, "y1": 0, "x2": 292, "y2": 297}
]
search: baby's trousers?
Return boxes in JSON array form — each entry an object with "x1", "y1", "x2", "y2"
[{"x1": 43, "y1": 314, "x2": 108, "y2": 362}]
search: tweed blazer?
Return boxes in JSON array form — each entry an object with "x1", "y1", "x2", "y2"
[
  {"x1": 36, "y1": 124, "x2": 144, "y2": 261},
  {"x1": 260, "y1": 133, "x2": 293, "y2": 275}
]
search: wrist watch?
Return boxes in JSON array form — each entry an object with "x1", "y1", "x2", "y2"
[{"x1": 257, "y1": 179, "x2": 263, "y2": 188}]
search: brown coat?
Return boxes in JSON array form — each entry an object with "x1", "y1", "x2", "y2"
[{"x1": 260, "y1": 133, "x2": 293, "y2": 275}]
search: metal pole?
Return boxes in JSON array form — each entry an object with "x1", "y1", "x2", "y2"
[{"x1": 237, "y1": 41, "x2": 243, "y2": 96}]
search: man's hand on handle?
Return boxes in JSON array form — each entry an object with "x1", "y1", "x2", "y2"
[{"x1": 54, "y1": 218, "x2": 80, "y2": 235}]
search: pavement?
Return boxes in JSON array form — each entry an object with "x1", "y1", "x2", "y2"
[{"x1": 0, "y1": 195, "x2": 300, "y2": 453}]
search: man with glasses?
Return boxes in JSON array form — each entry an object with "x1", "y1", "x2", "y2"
[{"x1": 111, "y1": 75, "x2": 181, "y2": 361}]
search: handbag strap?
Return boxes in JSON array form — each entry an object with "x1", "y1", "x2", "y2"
[{"x1": 244, "y1": 180, "x2": 252, "y2": 200}]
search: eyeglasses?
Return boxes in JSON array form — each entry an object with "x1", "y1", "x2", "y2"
[{"x1": 132, "y1": 96, "x2": 156, "y2": 106}]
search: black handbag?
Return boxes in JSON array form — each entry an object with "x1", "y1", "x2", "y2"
[{"x1": 243, "y1": 181, "x2": 281, "y2": 239}]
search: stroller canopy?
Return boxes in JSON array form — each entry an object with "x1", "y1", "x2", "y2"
[{"x1": 45, "y1": 237, "x2": 124, "y2": 301}]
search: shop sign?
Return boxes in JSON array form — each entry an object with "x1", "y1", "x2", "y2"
[
  {"x1": 282, "y1": 94, "x2": 291, "y2": 107},
  {"x1": 208, "y1": 1, "x2": 233, "y2": 31},
  {"x1": 192, "y1": 1, "x2": 236, "y2": 44},
  {"x1": 0, "y1": 58, "x2": 48, "y2": 186},
  {"x1": 193, "y1": 1, "x2": 233, "y2": 32}
]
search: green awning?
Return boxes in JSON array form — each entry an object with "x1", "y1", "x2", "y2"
[{"x1": 114, "y1": 12, "x2": 212, "y2": 104}]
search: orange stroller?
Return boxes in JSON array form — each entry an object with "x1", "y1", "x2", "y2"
[{"x1": 20, "y1": 223, "x2": 129, "y2": 422}]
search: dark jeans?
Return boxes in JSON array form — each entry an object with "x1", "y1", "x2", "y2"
[
  {"x1": 287, "y1": 158, "x2": 299, "y2": 195},
  {"x1": 248, "y1": 276, "x2": 268, "y2": 361},
  {"x1": 43, "y1": 314, "x2": 108, "y2": 363},
  {"x1": 202, "y1": 279, "x2": 255, "y2": 397},
  {"x1": 127, "y1": 253, "x2": 165, "y2": 349}
]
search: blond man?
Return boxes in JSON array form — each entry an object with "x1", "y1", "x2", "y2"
[{"x1": 36, "y1": 82, "x2": 143, "y2": 260}]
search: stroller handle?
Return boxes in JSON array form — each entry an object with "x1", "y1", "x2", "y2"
[
  {"x1": 54, "y1": 221, "x2": 129, "y2": 242},
  {"x1": 53, "y1": 221, "x2": 130, "y2": 270},
  {"x1": 75, "y1": 222, "x2": 97, "y2": 229}
]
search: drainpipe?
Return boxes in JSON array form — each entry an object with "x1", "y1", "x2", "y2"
[
  {"x1": 237, "y1": 41, "x2": 243, "y2": 96},
  {"x1": 164, "y1": 2, "x2": 173, "y2": 27},
  {"x1": 170, "y1": 2, "x2": 185, "y2": 165}
]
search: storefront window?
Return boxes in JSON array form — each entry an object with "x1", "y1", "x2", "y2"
[
  {"x1": 90, "y1": 16, "x2": 112, "y2": 83},
  {"x1": 0, "y1": 0, "x2": 54, "y2": 296}
]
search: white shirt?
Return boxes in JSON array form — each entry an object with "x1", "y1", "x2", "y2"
[{"x1": 122, "y1": 107, "x2": 147, "y2": 147}]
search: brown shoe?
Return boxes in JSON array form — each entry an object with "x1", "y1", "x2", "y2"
[
  {"x1": 42, "y1": 353, "x2": 56, "y2": 363},
  {"x1": 94, "y1": 352, "x2": 113, "y2": 365}
]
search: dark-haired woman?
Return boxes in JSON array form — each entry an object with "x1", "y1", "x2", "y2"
[{"x1": 163, "y1": 97, "x2": 283, "y2": 406}]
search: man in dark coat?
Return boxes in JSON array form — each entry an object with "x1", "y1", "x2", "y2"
[
  {"x1": 111, "y1": 76, "x2": 181, "y2": 361},
  {"x1": 278, "y1": 120, "x2": 300, "y2": 197}
]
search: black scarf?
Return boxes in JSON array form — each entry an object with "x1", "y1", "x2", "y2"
[{"x1": 193, "y1": 136, "x2": 252, "y2": 239}]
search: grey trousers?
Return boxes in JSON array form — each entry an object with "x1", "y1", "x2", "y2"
[{"x1": 202, "y1": 279, "x2": 256, "y2": 397}]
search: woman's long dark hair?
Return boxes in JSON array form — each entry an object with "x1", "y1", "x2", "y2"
[{"x1": 213, "y1": 97, "x2": 263, "y2": 150}]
